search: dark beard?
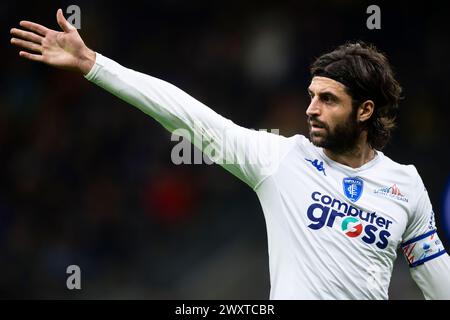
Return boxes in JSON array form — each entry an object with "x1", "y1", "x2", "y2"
[{"x1": 308, "y1": 110, "x2": 362, "y2": 154}]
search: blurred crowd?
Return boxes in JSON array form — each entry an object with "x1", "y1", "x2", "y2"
[{"x1": 1, "y1": 1, "x2": 449, "y2": 298}]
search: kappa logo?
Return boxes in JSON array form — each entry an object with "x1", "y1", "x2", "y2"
[
  {"x1": 374, "y1": 184, "x2": 408, "y2": 203},
  {"x1": 305, "y1": 158, "x2": 327, "y2": 176},
  {"x1": 343, "y1": 177, "x2": 364, "y2": 202}
]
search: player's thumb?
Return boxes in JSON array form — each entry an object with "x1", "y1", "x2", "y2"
[{"x1": 56, "y1": 8, "x2": 75, "y2": 32}]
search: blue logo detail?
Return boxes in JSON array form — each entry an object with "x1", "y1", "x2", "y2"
[
  {"x1": 343, "y1": 177, "x2": 364, "y2": 202},
  {"x1": 305, "y1": 158, "x2": 327, "y2": 176}
]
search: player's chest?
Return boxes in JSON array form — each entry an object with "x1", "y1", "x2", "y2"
[{"x1": 273, "y1": 156, "x2": 410, "y2": 250}]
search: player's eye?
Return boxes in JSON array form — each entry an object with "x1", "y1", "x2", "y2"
[{"x1": 320, "y1": 93, "x2": 336, "y2": 104}]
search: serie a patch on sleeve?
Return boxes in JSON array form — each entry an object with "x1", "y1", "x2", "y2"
[{"x1": 401, "y1": 230, "x2": 447, "y2": 267}]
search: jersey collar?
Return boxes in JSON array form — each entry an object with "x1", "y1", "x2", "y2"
[{"x1": 317, "y1": 147, "x2": 383, "y2": 173}]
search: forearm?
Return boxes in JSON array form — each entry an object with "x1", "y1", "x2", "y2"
[{"x1": 410, "y1": 253, "x2": 450, "y2": 299}]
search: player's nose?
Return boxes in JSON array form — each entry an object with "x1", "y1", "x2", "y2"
[{"x1": 306, "y1": 99, "x2": 321, "y2": 117}]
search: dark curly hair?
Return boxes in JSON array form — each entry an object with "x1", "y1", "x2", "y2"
[{"x1": 310, "y1": 41, "x2": 402, "y2": 150}]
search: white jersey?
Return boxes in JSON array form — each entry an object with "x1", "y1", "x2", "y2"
[
  {"x1": 255, "y1": 136, "x2": 436, "y2": 299},
  {"x1": 84, "y1": 53, "x2": 450, "y2": 300}
]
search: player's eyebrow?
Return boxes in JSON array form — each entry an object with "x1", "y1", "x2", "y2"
[{"x1": 308, "y1": 88, "x2": 340, "y2": 102}]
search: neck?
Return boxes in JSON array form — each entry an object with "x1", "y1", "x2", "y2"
[{"x1": 323, "y1": 134, "x2": 376, "y2": 168}]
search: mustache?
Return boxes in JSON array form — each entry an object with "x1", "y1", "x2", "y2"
[{"x1": 307, "y1": 116, "x2": 328, "y2": 129}]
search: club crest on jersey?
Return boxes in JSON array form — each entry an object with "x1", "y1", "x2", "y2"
[{"x1": 343, "y1": 177, "x2": 364, "y2": 202}]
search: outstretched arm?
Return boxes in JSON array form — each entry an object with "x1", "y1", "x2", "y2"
[
  {"x1": 10, "y1": 9, "x2": 95, "y2": 74},
  {"x1": 10, "y1": 9, "x2": 293, "y2": 189}
]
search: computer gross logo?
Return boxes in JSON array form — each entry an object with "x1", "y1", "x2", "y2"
[
  {"x1": 307, "y1": 191, "x2": 393, "y2": 249},
  {"x1": 341, "y1": 217, "x2": 363, "y2": 237}
]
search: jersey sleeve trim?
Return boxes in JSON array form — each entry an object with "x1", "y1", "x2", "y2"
[{"x1": 402, "y1": 229, "x2": 435, "y2": 246}]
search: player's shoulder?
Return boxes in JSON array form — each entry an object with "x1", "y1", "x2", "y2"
[
  {"x1": 291, "y1": 134, "x2": 315, "y2": 150},
  {"x1": 378, "y1": 152, "x2": 421, "y2": 184},
  {"x1": 261, "y1": 134, "x2": 316, "y2": 166},
  {"x1": 267, "y1": 133, "x2": 308, "y2": 151},
  {"x1": 281, "y1": 134, "x2": 321, "y2": 158}
]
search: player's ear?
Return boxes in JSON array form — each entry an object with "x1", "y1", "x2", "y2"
[{"x1": 357, "y1": 100, "x2": 374, "y2": 123}]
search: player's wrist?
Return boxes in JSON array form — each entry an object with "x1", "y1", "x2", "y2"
[{"x1": 78, "y1": 47, "x2": 96, "y2": 75}]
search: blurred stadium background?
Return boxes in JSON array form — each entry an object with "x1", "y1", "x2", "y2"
[{"x1": 1, "y1": 0, "x2": 449, "y2": 299}]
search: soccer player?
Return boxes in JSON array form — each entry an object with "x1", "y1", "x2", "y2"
[{"x1": 10, "y1": 9, "x2": 450, "y2": 299}]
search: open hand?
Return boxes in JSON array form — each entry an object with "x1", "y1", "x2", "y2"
[{"x1": 10, "y1": 8, "x2": 95, "y2": 75}]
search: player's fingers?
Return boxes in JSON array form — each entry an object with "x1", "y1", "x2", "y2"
[
  {"x1": 18, "y1": 51, "x2": 44, "y2": 63},
  {"x1": 10, "y1": 37, "x2": 42, "y2": 53},
  {"x1": 19, "y1": 20, "x2": 49, "y2": 36},
  {"x1": 56, "y1": 8, "x2": 75, "y2": 32},
  {"x1": 10, "y1": 28, "x2": 43, "y2": 44}
]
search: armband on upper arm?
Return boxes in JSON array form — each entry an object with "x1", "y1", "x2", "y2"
[{"x1": 401, "y1": 230, "x2": 447, "y2": 268}]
